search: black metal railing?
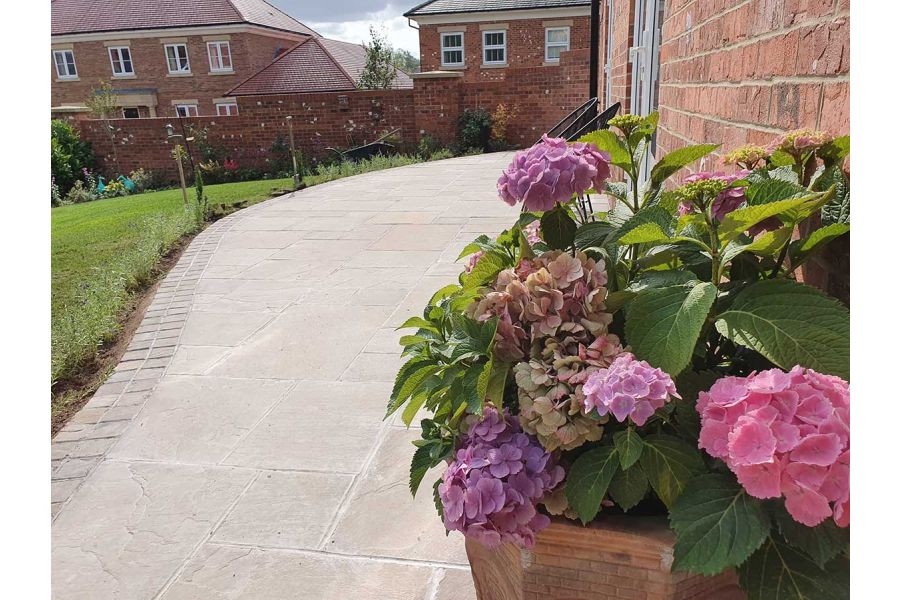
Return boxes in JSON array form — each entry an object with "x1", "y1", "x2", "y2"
[{"x1": 542, "y1": 100, "x2": 621, "y2": 143}]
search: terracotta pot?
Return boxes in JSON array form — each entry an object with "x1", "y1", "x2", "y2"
[{"x1": 465, "y1": 515, "x2": 745, "y2": 600}]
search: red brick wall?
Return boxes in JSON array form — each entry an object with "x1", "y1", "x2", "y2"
[
  {"x1": 418, "y1": 16, "x2": 593, "y2": 84},
  {"x1": 76, "y1": 89, "x2": 415, "y2": 180},
  {"x1": 51, "y1": 31, "x2": 302, "y2": 118},
  {"x1": 604, "y1": 0, "x2": 850, "y2": 302},
  {"x1": 413, "y1": 48, "x2": 594, "y2": 147},
  {"x1": 654, "y1": 0, "x2": 849, "y2": 163}
]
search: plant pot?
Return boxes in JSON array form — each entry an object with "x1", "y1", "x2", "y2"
[{"x1": 465, "y1": 515, "x2": 745, "y2": 600}]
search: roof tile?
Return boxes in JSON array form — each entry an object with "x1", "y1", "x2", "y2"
[
  {"x1": 51, "y1": 0, "x2": 316, "y2": 36},
  {"x1": 405, "y1": 0, "x2": 591, "y2": 17}
]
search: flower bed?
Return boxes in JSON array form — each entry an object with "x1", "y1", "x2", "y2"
[{"x1": 388, "y1": 115, "x2": 850, "y2": 599}]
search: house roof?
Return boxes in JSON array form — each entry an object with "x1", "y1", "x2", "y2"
[
  {"x1": 404, "y1": 0, "x2": 591, "y2": 17},
  {"x1": 226, "y1": 37, "x2": 413, "y2": 96},
  {"x1": 51, "y1": 0, "x2": 317, "y2": 37}
]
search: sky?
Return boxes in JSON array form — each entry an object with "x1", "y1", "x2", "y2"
[{"x1": 270, "y1": 1, "x2": 421, "y2": 55}]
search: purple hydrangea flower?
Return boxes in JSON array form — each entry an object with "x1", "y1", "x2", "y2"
[
  {"x1": 582, "y1": 353, "x2": 680, "y2": 426},
  {"x1": 438, "y1": 407, "x2": 565, "y2": 549},
  {"x1": 497, "y1": 135, "x2": 611, "y2": 212},
  {"x1": 677, "y1": 170, "x2": 751, "y2": 222}
]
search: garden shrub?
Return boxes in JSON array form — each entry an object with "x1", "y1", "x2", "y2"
[
  {"x1": 457, "y1": 108, "x2": 493, "y2": 152},
  {"x1": 51, "y1": 119, "x2": 95, "y2": 196},
  {"x1": 128, "y1": 168, "x2": 155, "y2": 193},
  {"x1": 489, "y1": 103, "x2": 519, "y2": 150}
]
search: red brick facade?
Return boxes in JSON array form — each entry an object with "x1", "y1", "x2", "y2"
[
  {"x1": 417, "y1": 16, "x2": 593, "y2": 83},
  {"x1": 601, "y1": 0, "x2": 849, "y2": 301},
  {"x1": 600, "y1": 0, "x2": 849, "y2": 166},
  {"x1": 51, "y1": 29, "x2": 305, "y2": 119}
]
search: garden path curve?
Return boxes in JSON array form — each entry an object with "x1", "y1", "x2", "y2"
[{"x1": 51, "y1": 152, "x2": 521, "y2": 599}]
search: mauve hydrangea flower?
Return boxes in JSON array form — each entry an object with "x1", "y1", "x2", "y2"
[
  {"x1": 467, "y1": 250, "x2": 613, "y2": 362},
  {"x1": 766, "y1": 129, "x2": 833, "y2": 155},
  {"x1": 514, "y1": 324, "x2": 624, "y2": 451},
  {"x1": 697, "y1": 366, "x2": 849, "y2": 528},
  {"x1": 439, "y1": 407, "x2": 565, "y2": 549},
  {"x1": 676, "y1": 171, "x2": 751, "y2": 222},
  {"x1": 497, "y1": 135, "x2": 611, "y2": 211},
  {"x1": 582, "y1": 353, "x2": 680, "y2": 426}
]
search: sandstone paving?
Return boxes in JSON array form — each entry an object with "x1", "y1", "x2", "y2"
[{"x1": 52, "y1": 152, "x2": 518, "y2": 599}]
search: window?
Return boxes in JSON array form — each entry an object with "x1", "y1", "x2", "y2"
[
  {"x1": 216, "y1": 103, "x2": 239, "y2": 116},
  {"x1": 544, "y1": 27, "x2": 570, "y2": 62},
  {"x1": 482, "y1": 30, "x2": 506, "y2": 65},
  {"x1": 122, "y1": 107, "x2": 140, "y2": 119},
  {"x1": 53, "y1": 50, "x2": 77, "y2": 79},
  {"x1": 108, "y1": 46, "x2": 134, "y2": 76},
  {"x1": 207, "y1": 41, "x2": 233, "y2": 72},
  {"x1": 440, "y1": 32, "x2": 464, "y2": 67},
  {"x1": 175, "y1": 104, "x2": 199, "y2": 117},
  {"x1": 164, "y1": 43, "x2": 190, "y2": 74}
]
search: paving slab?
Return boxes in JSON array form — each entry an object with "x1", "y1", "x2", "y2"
[{"x1": 52, "y1": 153, "x2": 517, "y2": 599}]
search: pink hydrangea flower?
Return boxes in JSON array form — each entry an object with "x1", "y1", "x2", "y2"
[
  {"x1": 697, "y1": 366, "x2": 849, "y2": 528},
  {"x1": 497, "y1": 135, "x2": 611, "y2": 211},
  {"x1": 439, "y1": 407, "x2": 565, "y2": 549},
  {"x1": 581, "y1": 353, "x2": 680, "y2": 426}
]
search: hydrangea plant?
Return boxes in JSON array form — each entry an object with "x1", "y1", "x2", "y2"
[{"x1": 388, "y1": 116, "x2": 850, "y2": 600}]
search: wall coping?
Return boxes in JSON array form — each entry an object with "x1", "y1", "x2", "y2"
[{"x1": 412, "y1": 71, "x2": 465, "y2": 79}]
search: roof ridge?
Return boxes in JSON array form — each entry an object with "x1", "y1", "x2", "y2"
[
  {"x1": 224, "y1": 36, "x2": 314, "y2": 96},
  {"x1": 309, "y1": 36, "x2": 358, "y2": 88}
]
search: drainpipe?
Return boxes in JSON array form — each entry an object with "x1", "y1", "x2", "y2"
[{"x1": 589, "y1": 0, "x2": 600, "y2": 102}]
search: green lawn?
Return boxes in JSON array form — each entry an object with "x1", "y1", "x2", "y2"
[{"x1": 52, "y1": 178, "x2": 291, "y2": 386}]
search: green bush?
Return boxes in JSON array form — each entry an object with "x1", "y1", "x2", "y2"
[
  {"x1": 51, "y1": 120, "x2": 95, "y2": 196},
  {"x1": 457, "y1": 108, "x2": 493, "y2": 152}
]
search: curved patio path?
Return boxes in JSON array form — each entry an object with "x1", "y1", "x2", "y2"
[{"x1": 51, "y1": 152, "x2": 521, "y2": 600}]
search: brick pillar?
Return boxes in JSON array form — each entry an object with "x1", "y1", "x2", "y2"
[{"x1": 412, "y1": 72, "x2": 463, "y2": 147}]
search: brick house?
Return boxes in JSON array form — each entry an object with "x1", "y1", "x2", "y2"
[
  {"x1": 51, "y1": 0, "x2": 318, "y2": 119},
  {"x1": 405, "y1": 0, "x2": 595, "y2": 83}
]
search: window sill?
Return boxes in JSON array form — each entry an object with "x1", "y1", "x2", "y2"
[
  {"x1": 112, "y1": 74, "x2": 136, "y2": 79},
  {"x1": 208, "y1": 70, "x2": 236, "y2": 76},
  {"x1": 542, "y1": 60, "x2": 562, "y2": 67},
  {"x1": 166, "y1": 72, "x2": 193, "y2": 78},
  {"x1": 481, "y1": 63, "x2": 508, "y2": 69},
  {"x1": 440, "y1": 64, "x2": 466, "y2": 70},
  {"x1": 55, "y1": 77, "x2": 80, "y2": 82}
]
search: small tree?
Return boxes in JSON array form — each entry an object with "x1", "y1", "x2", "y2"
[
  {"x1": 392, "y1": 48, "x2": 420, "y2": 73},
  {"x1": 359, "y1": 26, "x2": 398, "y2": 90},
  {"x1": 86, "y1": 81, "x2": 119, "y2": 169}
]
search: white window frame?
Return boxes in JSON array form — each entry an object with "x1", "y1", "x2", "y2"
[
  {"x1": 215, "y1": 102, "x2": 239, "y2": 116},
  {"x1": 440, "y1": 32, "x2": 464, "y2": 67},
  {"x1": 121, "y1": 107, "x2": 140, "y2": 119},
  {"x1": 481, "y1": 30, "x2": 507, "y2": 65},
  {"x1": 207, "y1": 41, "x2": 233, "y2": 72},
  {"x1": 544, "y1": 26, "x2": 571, "y2": 62},
  {"x1": 164, "y1": 43, "x2": 191, "y2": 74},
  {"x1": 175, "y1": 104, "x2": 199, "y2": 117},
  {"x1": 108, "y1": 46, "x2": 134, "y2": 76},
  {"x1": 53, "y1": 49, "x2": 78, "y2": 79}
]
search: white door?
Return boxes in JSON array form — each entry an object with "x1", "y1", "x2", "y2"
[
  {"x1": 629, "y1": 0, "x2": 665, "y2": 182},
  {"x1": 604, "y1": 0, "x2": 615, "y2": 107}
]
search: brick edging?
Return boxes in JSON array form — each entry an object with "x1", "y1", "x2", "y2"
[{"x1": 50, "y1": 211, "x2": 246, "y2": 518}]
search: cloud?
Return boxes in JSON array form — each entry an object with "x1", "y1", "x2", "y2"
[{"x1": 270, "y1": 1, "x2": 420, "y2": 55}]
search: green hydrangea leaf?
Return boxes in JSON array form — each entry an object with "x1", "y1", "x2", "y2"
[
  {"x1": 608, "y1": 465, "x2": 648, "y2": 512},
  {"x1": 387, "y1": 357, "x2": 440, "y2": 417},
  {"x1": 574, "y1": 221, "x2": 616, "y2": 250},
  {"x1": 745, "y1": 179, "x2": 807, "y2": 206},
  {"x1": 409, "y1": 445, "x2": 433, "y2": 496},
  {"x1": 718, "y1": 196, "x2": 818, "y2": 244},
  {"x1": 625, "y1": 281, "x2": 717, "y2": 376},
  {"x1": 738, "y1": 536, "x2": 849, "y2": 600},
  {"x1": 715, "y1": 279, "x2": 849, "y2": 380},
  {"x1": 639, "y1": 434, "x2": 705, "y2": 509},
  {"x1": 770, "y1": 503, "x2": 849, "y2": 568},
  {"x1": 613, "y1": 429, "x2": 644, "y2": 469},
  {"x1": 615, "y1": 205, "x2": 676, "y2": 245},
  {"x1": 540, "y1": 205, "x2": 578, "y2": 250},
  {"x1": 789, "y1": 223, "x2": 850, "y2": 268},
  {"x1": 650, "y1": 144, "x2": 720, "y2": 188},
  {"x1": 578, "y1": 129, "x2": 632, "y2": 170},
  {"x1": 670, "y1": 474, "x2": 770, "y2": 574},
  {"x1": 565, "y1": 445, "x2": 620, "y2": 524},
  {"x1": 462, "y1": 250, "x2": 509, "y2": 290}
]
